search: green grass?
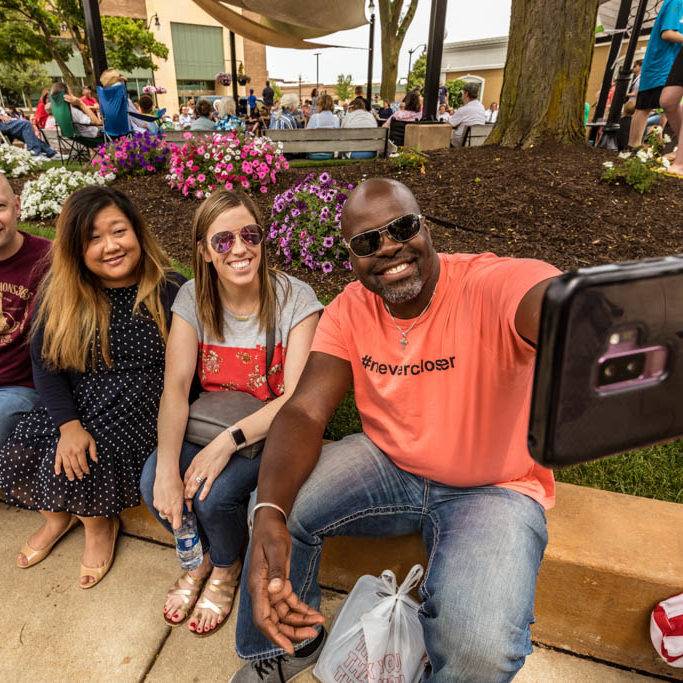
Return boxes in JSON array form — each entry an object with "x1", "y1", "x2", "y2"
[
  {"x1": 40, "y1": 160, "x2": 90, "y2": 172},
  {"x1": 555, "y1": 441, "x2": 682, "y2": 503},
  {"x1": 17, "y1": 225, "x2": 682, "y2": 504}
]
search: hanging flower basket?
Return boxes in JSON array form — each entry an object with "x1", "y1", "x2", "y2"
[
  {"x1": 142, "y1": 85, "x2": 166, "y2": 95},
  {"x1": 237, "y1": 74, "x2": 251, "y2": 86},
  {"x1": 215, "y1": 72, "x2": 232, "y2": 86}
]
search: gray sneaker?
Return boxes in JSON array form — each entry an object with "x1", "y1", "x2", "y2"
[{"x1": 229, "y1": 630, "x2": 326, "y2": 682}]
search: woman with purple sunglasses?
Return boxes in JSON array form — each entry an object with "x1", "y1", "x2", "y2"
[{"x1": 140, "y1": 190, "x2": 322, "y2": 637}]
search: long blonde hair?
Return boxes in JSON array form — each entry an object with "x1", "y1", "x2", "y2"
[
  {"x1": 34, "y1": 186, "x2": 171, "y2": 371},
  {"x1": 192, "y1": 190, "x2": 279, "y2": 341}
]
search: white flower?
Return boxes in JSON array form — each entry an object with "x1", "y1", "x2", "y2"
[
  {"x1": 20, "y1": 166, "x2": 112, "y2": 220},
  {"x1": 618, "y1": 151, "x2": 631, "y2": 159},
  {"x1": 662, "y1": 157, "x2": 671, "y2": 169},
  {"x1": 602, "y1": 161, "x2": 614, "y2": 169},
  {"x1": 636, "y1": 149, "x2": 649, "y2": 162},
  {"x1": 663, "y1": 134, "x2": 672, "y2": 144}
]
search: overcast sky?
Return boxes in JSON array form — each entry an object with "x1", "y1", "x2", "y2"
[{"x1": 265, "y1": 0, "x2": 512, "y2": 86}]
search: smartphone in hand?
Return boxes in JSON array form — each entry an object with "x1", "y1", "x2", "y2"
[{"x1": 528, "y1": 256, "x2": 683, "y2": 467}]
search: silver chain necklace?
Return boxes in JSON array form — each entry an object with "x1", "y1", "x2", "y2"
[{"x1": 383, "y1": 284, "x2": 438, "y2": 350}]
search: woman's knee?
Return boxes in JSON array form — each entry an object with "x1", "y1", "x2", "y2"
[{"x1": 139, "y1": 450, "x2": 158, "y2": 504}]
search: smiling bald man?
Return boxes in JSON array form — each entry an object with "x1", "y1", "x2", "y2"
[{"x1": 231, "y1": 178, "x2": 561, "y2": 682}]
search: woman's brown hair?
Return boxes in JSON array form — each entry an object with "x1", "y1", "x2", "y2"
[
  {"x1": 34, "y1": 186, "x2": 170, "y2": 371},
  {"x1": 404, "y1": 91, "x2": 421, "y2": 113},
  {"x1": 192, "y1": 189, "x2": 280, "y2": 341},
  {"x1": 318, "y1": 94, "x2": 334, "y2": 112}
]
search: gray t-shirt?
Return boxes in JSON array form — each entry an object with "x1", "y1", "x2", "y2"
[{"x1": 172, "y1": 273, "x2": 322, "y2": 399}]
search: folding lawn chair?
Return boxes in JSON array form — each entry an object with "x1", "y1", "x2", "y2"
[
  {"x1": 49, "y1": 92, "x2": 102, "y2": 164},
  {"x1": 97, "y1": 84, "x2": 133, "y2": 141}
]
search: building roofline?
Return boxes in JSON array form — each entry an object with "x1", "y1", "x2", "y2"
[{"x1": 443, "y1": 36, "x2": 508, "y2": 50}]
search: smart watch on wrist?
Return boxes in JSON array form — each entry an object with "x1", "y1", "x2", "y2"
[{"x1": 228, "y1": 426, "x2": 247, "y2": 450}]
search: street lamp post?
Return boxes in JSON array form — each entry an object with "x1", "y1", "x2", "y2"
[
  {"x1": 314, "y1": 52, "x2": 321, "y2": 93},
  {"x1": 423, "y1": 0, "x2": 448, "y2": 120},
  {"x1": 146, "y1": 13, "x2": 160, "y2": 105},
  {"x1": 366, "y1": 0, "x2": 376, "y2": 111},
  {"x1": 407, "y1": 43, "x2": 426, "y2": 84},
  {"x1": 82, "y1": 0, "x2": 108, "y2": 83},
  {"x1": 298, "y1": 74, "x2": 302, "y2": 103}
]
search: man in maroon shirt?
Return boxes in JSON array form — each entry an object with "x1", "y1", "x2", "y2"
[{"x1": 0, "y1": 173, "x2": 51, "y2": 445}]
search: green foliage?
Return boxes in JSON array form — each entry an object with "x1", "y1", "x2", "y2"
[
  {"x1": 335, "y1": 74, "x2": 353, "y2": 102},
  {"x1": 0, "y1": 60, "x2": 48, "y2": 104},
  {"x1": 101, "y1": 17, "x2": 169, "y2": 73},
  {"x1": 601, "y1": 156, "x2": 660, "y2": 194},
  {"x1": 389, "y1": 147, "x2": 428, "y2": 171},
  {"x1": 406, "y1": 53, "x2": 426, "y2": 93},
  {"x1": 272, "y1": 82, "x2": 283, "y2": 103},
  {"x1": 0, "y1": 1, "x2": 168, "y2": 88},
  {"x1": 445, "y1": 79, "x2": 466, "y2": 109}
]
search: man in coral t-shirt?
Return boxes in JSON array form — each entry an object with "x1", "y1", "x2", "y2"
[{"x1": 232, "y1": 179, "x2": 561, "y2": 682}]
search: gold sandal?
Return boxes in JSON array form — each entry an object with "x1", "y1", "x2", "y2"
[
  {"x1": 79, "y1": 518, "x2": 120, "y2": 590},
  {"x1": 190, "y1": 562, "x2": 241, "y2": 637},
  {"x1": 163, "y1": 572, "x2": 206, "y2": 627},
  {"x1": 17, "y1": 516, "x2": 79, "y2": 568}
]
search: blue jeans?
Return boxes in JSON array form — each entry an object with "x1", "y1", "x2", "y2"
[
  {"x1": 0, "y1": 386, "x2": 39, "y2": 447},
  {"x1": 235, "y1": 434, "x2": 548, "y2": 682},
  {"x1": 0, "y1": 119, "x2": 55, "y2": 157},
  {"x1": 140, "y1": 440, "x2": 260, "y2": 567}
]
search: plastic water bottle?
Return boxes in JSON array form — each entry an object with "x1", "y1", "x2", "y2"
[{"x1": 174, "y1": 506, "x2": 203, "y2": 571}]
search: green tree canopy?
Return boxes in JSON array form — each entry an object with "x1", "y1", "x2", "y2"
[
  {"x1": 335, "y1": 74, "x2": 353, "y2": 102},
  {"x1": 406, "y1": 53, "x2": 426, "y2": 93},
  {"x1": 0, "y1": 60, "x2": 49, "y2": 106},
  {"x1": 0, "y1": 0, "x2": 168, "y2": 91}
]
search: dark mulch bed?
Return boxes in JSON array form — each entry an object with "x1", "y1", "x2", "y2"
[{"x1": 16, "y1": 144, "x2": 682, "y2": 301}]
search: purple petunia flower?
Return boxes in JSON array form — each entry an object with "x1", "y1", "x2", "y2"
[
  {"x1": 321, "y1": 262, "x2": 333, "y2": 274},
  {"x1": 322, "y1": 236, "x2": 334, "y2": 248}
]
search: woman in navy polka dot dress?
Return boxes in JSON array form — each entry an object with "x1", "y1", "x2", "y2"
[{"x1": 0, "y1": 187, "x2": 184, "y2": 588}]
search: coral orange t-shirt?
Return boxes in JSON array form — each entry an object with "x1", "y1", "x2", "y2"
[{"x1": 311, "y1": 252, "x2": 561, "y2": 509}]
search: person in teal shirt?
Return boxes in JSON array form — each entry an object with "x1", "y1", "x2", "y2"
[{"x1": 628, "y1": 0, "x2": 683, "y2": 147}]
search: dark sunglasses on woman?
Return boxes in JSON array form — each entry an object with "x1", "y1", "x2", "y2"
[
  {"x1": 209, "y1": 224, "x2": 264, "y2": 254},
  {"x1": 344, "y1": 213, "x2": 423, "y2": 258}
]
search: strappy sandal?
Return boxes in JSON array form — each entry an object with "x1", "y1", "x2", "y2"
[
  {"x1": 190, "y1": 566, "x2": 241, "y2": 638},
  {"x1": 79, "y1": 517, "x2": 120, "y2": 590},
  {"x1": 17, "y1": 516, "x2": 79, "y2": 568},
  {"x1": 163, "y1": 572, "x2": 206, "y2": 627}
]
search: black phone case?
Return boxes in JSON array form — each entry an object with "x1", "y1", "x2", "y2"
[{"x1": 528, "y1": 256, "x2": 683, "y2": 468}]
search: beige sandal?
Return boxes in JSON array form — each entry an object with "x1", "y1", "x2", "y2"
[
  {"x1": 190, "y1": 562, "x2": 242, "y2": 637},
  {"x1": 17, "y1": 516, "x2": 79, "y2": 568},
  {"x1": 164, "y1": 572, "x2": 206, "y2": 627},
  {"x1": 79, "y1": 517, "x2": 120, "y2": 590}
]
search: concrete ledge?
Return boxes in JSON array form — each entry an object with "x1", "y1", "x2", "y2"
[
  {"x1": 121, "y1": 484, "x2": 683, "y2": 679},
  {"x1": 404, "y1": 123, "x2": 452, "y2": 151}
]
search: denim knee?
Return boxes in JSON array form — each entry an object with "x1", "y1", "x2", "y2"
[{"x1": 139, "y1": 450, "x2": 157, "y2": 509}]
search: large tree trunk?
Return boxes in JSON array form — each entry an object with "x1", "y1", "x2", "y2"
[
  {"x1": 378, "y1": 0, "x2": 418, "y2": 102},
  {"x1": 487, "y1": 0, "x2": 601, "y2": 148}
]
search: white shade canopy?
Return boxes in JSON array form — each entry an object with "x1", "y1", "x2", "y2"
[{"x1": 193, "y1": 0, "x2": 369, "y2": 49}]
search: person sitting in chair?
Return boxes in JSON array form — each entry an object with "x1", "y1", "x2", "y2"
[
  {"x1": 0, "y1": 106, "x2": 56, "y2": 159},
  {"x1": 190, "y1": 99, "x2": 217, "y2": 132},
  {"x1": 50, "y1": 82, "x2": 103, "y2": 143},
  {"x1": 449, "y1": 82, "x2": 486, "y2": 146}
]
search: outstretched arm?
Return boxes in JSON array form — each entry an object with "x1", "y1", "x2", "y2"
[
  {"x1": 248, "y1": 350, "x2": 353, "y2": 653},
  {"x1": 514, "y1": 277, "x2": 557, "y2": 347}
]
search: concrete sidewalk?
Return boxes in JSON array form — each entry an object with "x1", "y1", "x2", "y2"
[{"x1": 0, "y1": 505, "x2": 659, "y2": 682}]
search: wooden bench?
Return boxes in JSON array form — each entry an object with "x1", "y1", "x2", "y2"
[
  {"x1": 462, "y1": 123, "x2": 494, "y2": 147},
  {"x1": 120, "y1": 482, "x2": 683, "y2": 679},
  {"x1": 266, "y1": 127, "x2": 391, "y2": 157}
]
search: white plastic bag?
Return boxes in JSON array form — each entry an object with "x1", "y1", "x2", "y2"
[{"x1": 314, "y1": 564, "x2": 426, "y2": 683}]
